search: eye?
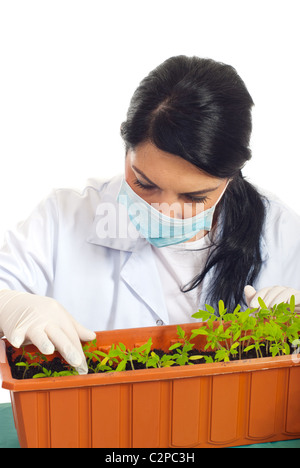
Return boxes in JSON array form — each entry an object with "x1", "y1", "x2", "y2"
[
  {"x1": 184, "y1": 195, "x2": 209, "y2": 204},
  {"x1": 133, "y1": 178, "x2": 156, "y2": 190},
  {"x1": 133, "y1": 178, "x2": 209, "y2": 204}
]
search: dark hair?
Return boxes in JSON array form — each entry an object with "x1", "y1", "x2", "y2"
[{"x1": 121, "y1": 55, "x2": 266, "y2": 311}]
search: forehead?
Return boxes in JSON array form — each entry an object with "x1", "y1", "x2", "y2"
[{"x1": 127, "y1": 142, "x2": 222, "y2": 192}]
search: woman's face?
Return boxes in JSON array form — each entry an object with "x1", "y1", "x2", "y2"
[{"x1": 125, "y1": 141, "x2": 228, "y2": 220}]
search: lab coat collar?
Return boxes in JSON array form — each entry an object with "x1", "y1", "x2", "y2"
[
  {"x1": 121, "y1": 246, "x2": 170, "y2": 325},
  {"x1": 87, "y1": 174, "x2": 148, "y2": 252},
  {"x1": 86, "y1": 174, "x2": 169, "y2": 325}
]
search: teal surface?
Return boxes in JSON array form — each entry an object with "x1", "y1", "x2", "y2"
[
  {"x1": 0, "y1": 403, "x2": 20, "y2": 448},
  {"x1": 0, "y1": 403, "x2": 299, "y2": 448},
  {"x1": 234, "y1": 439, "x2": 300, "y2": 448}
]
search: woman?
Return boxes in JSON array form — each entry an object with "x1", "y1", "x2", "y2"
[{"x1": 0, "y1": 55, "x2": 300, "y2": 374}]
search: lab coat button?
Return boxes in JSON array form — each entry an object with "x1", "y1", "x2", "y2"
[{"x1": 156, "y1": 319, "x2": 164, "y2": 326}]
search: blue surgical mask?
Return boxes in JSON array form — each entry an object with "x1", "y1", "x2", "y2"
[{"x1": 117, "y1": 179, "x2": 227, "y2": 248}]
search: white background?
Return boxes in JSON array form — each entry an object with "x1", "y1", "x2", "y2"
[{"x1": 0, "y1": 0, "x2": 299, "y2": 403}]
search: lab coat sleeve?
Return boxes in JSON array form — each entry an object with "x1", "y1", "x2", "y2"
[
  {"x1": 259, "y1": 198, "x2": 300, "y2": 290},
  {"x1": 277, "y1": 204, "x2": 300, "y2": 289},
  {"x1": 0, "y1": 192, "x2": 58, "y2": 295}
]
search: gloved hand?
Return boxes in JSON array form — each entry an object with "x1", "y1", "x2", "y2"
[
  {"x1": 244, "y1": 285, "x2": 300, "y2": 311},
  {"x1": 0, "y1": 289, "x2": 96, "y2": 374}
]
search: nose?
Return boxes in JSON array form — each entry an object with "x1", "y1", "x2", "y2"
[
  {"x1": 152, "y1": 201, "x2": 182, "y2": 219},
  {"x1": 149, "y1": 192, "x2": 182, "y2": 219},
  {"x1": 150, "y1": 192, "x2": 204, "y2": 219}
]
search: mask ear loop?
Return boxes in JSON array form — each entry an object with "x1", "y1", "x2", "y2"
[
  {"x1": 215, "y1": 179, "x2": 231, "y2": 206},
  {"x1": 206, "y1": 179, "x2": 231, "y2": 242}
]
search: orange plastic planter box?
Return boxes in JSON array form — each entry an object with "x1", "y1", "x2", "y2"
[{"x1": 1, "y1": 322, "x2": 300, "y2": 448}]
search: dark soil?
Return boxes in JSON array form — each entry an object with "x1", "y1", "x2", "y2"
[{"x1": 6, "y1": 346, "x2": 71, "y2": 380}]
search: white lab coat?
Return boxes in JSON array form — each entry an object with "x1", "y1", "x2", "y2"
[{"x1": 0, "y1": 174, "x2": 300, "y2": 331}]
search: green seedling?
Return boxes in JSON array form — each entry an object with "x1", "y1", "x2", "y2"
[
  {"x1": 191, "y1": 295, "x2": 300, "y2": 362},
  {"x1": 168, "y1": 326, "x2": 205, "y2": 366},
  {"x1": 33, "y1": 367, "x2": 78, "y2": 379},
  {"x1": 82, "y1": 339, "x2": 116, "y2": 373},
  {"x1": 111, "y1": 338, "x2": 153, "y2": 371},
  {"x1": 83, "y1": 338, "x2": 154, "y2": 373},
  {"x1": 15, "y1": 347, "x2": 78, "y2": 379},
  {"x1": 145, "y1": 351, "x2": 176, "y2": 369},
  {"x1": 15, "y1": 360, "x2": 40, "y2": 379},
  {"x1": 191, "y1": 302, "x2": 232, "y2": 353},
  {"x1": 15, "y1": 349, "x2": 49, "y2": 378}
]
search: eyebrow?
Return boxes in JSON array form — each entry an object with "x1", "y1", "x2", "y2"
[{"x1": 132, "y1": 165, "x2": 220, "y2": 196}]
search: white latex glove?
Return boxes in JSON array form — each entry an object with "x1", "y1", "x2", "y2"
[
  {"x1": 0, "y1": 289, "x2": 96, "y2": 374},
  {"x1": 244, "y1": 285, "x2": 300, "y2": 311}
]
